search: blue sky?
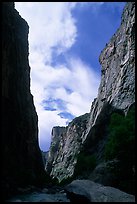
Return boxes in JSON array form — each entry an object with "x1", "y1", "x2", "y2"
[{"x1": 15, "y1": 2, "x2": 126, "y2": 151}]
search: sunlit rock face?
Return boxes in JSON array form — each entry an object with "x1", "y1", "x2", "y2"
[
  {"x1": 45, "y1": 114, "x2": 90, "y2": 182},
  {"x1": 45, "y1": 126, "x2": 67, "y2": 174},
  {"x1": 86, "y1": 1, "x2": 135, "y2": 130},
  {"x1": 83, "y1": 1, "x2": 135, "y2": 159},
  {"x1": 46, "y1": 2, "x2": 135, "y2": 182},
  {"x1": 2, "y1": 2, "x2": 45, "y2": 199}
]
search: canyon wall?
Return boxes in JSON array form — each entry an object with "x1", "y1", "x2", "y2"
[
  {"x1": 82, "y1": 1, "x2": 135, "y2": 160},
  {"x1": 85, "y1": 1, "x2": 135, "y2": 135},
  {"x1": 46, "y1": 2, "x2": 135, "y2": 183},
  {"x1": 2, "y1": 2, "x2": 45, "y2": 198},
  {"x1": 46, "y1": 114, "x2": 89, "y2": 182}
]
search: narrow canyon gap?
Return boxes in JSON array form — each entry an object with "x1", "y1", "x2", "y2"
[{"x1": 1, "y1": 2, "x2": 135, "y2": 201}]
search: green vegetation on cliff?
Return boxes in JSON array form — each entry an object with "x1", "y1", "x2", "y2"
[
  {"x1": 74, "y1": 152, "x2": 97, "y2": 177},
  {"x1": 59, "y1": 152, "x2": 97, "y2": 186},
  {"x1": 104, "y1": 105, "x2": 135, "y2": 194}
]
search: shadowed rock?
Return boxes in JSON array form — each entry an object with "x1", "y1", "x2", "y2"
[
  {"x1": 65, "y1": 180, "x2": 135, "y2": 202},
  {"x1": 2, "y1": 2, "x2": 45, "y2": 199}
]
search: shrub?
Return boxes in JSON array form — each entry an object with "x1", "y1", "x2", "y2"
[
  {"x1": 104, "y1": 105, "x2": 135, "y2": 194},
  {"x1": 104, "y1": 106, "x2": 135, "y2": 161},
  {"x1": 74, "y1": 152, "x2": 97, "y2": 177}
]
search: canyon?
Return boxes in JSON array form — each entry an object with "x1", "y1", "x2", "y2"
[
  {"x1": 45, "y1": 2, "x2": 135, "y2": 189},
  {"x1": 2, "y1": 2, "x2": 135, "y2": 202}
]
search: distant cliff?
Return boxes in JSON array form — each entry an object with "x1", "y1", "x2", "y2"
[
  {"x1": 46, "y1": 1, "x2": 135, "y2": 188},
  {"x1": 2, "y1": 2, "x2": 45, "y2": 199},
  {"x1": 46, "y1": 113, "x2": 89, "y2": 182}
]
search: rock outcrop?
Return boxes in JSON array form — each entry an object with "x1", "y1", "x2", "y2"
[
  {"x1": 46, "y1": 1, "x2": 135, "y2": 187},
  {"x1": 65, "y1": 180, "x2": 135, "y2": 202},
  {"x1": 2, "y1": 2, "x2": 45, "y2": 199},
  {"x1": 46, "y1": 113, "x2": 90, "y2": 182},
  {"x1": 84, "y1": 1, "x2": 135, "y2": 152}
]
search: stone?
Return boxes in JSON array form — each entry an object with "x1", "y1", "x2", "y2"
[
  {"x1": 2, "y1": 2, "x2": 45, "y2": 200},
  {"x1": 7, "y1": 191, "x2": 70, "y2": 202},
  {"x1": 65, "y1": 180, "x2": 135, "y2": 202},
  {"x1": 45, "y1": 113, "x2": 90, "y2": 182},
  {"x1": 45, "y1": 126, "x2": 67, "y2": 174},
  {"x1": 83, "y1": 2, "x2": 135, "y2": 160},
  {"x1": 41, "y1": 188, "x2": 49, "y2": 193}
]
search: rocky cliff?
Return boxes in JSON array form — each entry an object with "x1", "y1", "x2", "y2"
[
  {"x1": 46, "y1": 1, "x2": 135, "y2": 187},
  {"x1": 2, "y1": 2, "x2": 45, "y2": 199},
  {"x1": 84, "y1": 1, "x2": 135, "y2": 140},
  {"x1": 46, "y1": 113, "x2": 90, "y2": 182}
]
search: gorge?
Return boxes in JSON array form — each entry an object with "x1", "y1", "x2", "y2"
[
  {"x1": 45, "y1": 1, "x2": 135, "y2": 191},
  {"x1": 2, "y1": 2, "x2": 135, "y2": 202}
]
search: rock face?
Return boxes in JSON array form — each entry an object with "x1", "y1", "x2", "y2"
[
  {"x1": 46, "y1": 126, "x2": 67, "y2": 175},
  {"x1": 46, "y1": 114, "x2": 90, "y2": 182},
  {"x1": 84, "y1": 1, "x2": 135, "y2": 144},
  {"x1": 46, "y1": 2, "x2": 135, "y2": 183},
  {"x1": 65, "y1": 180, "x2": 135, "y2": 202},
  {"x1": 41, "y1": 151, "x2": 49, "y2": 166},
  {"x1": 2, "y1": 2, "x2": 45, "y2": 199}
]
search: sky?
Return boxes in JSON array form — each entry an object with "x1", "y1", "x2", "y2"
[{"x1": 15, "y1": 2, "x2": 126, "y2": 151}]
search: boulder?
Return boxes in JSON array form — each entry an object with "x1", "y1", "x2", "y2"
[{"x1": 65, "y1": 180, "x2": 135, "y2": 202}]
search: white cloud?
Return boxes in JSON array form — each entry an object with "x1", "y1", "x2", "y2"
[
  {"x1": 16, "y1": 2, "x2": 77, "y2": 63},
  {"x1": 51, "y1": 58, "x2": 100, "y2": 116},
  {"x1": 15, "y1": 2, "x2": 100, "y2": 151},
  {"x1": 30, "y1": 57, "x2": 100, "y2": 150}
]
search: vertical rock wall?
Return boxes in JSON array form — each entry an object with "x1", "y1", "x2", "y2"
[
  {"x1": 2, "y1": 2, "x2": 45, "y2": 198},
  {"x1": 86, "y1": 2, "x2": 135, "y2": 132},
  {"x1": 82, "y1": 1, "x2": 135, "y2": 158},
  {"x1": 46, "y1": 114, "x2": 90, "y2": 182}
]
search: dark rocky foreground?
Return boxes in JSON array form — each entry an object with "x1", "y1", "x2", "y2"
[
  {"x1": 7, "y1": 180, "x2": 135, "y2": 202},
  {"x1": 6, "y1": 185, "x2": 70, "y2": 202}
]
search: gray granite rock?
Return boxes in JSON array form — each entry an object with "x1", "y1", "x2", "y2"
[
  {"x1": 84, "y1": 1, "x2": 135, "y2": 149},
  {"x1": 45, "y1": 114, "x2": 90, "y2": 182},
  {"x1": 65, "y1": 180, "x2": 135, "y2": 202}
]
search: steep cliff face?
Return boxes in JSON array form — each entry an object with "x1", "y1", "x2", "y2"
[
  {"x1": 46, "y1": 114, "x2": 90, "y2": 182},
  {"x1": 46, "y1": 2, "x2": 135, "y2": 183},
  {"x1": 83, "y1": 1, "x2": 135, "y2": 159},
  {"x1": 86, "y1": 1, "x2": 135, "y2": 132},
  {"x1": 46, "y1": 126, "x2": 67, "y2": 175},
  {"x1": 2, "y1": 2, "x2": 45, "y2": 198}
]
